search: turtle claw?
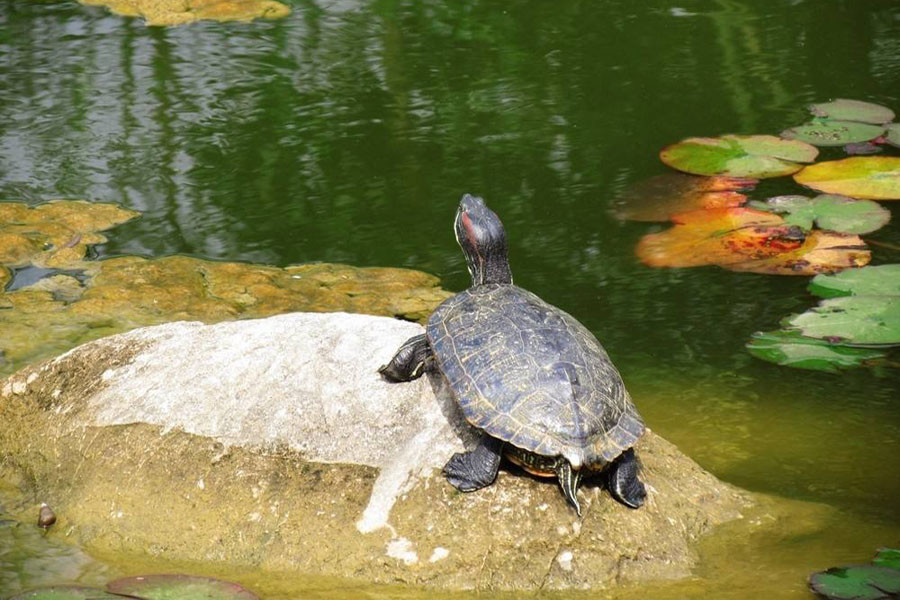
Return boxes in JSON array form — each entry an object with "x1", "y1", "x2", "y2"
[
  {"x1": 608, "y1": 448, "x2": 646, "y2": 509},
  {"x1": 442, "y1": 435, "x2": 503, "y2": 492}
]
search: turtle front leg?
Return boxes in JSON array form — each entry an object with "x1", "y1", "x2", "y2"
[
  {"x1": 607, "y1": 448, "x2": 646, "y2": 509},
  {"x1": 378, "y1": 334, "x2": 432, "y2": 382},
  {"x1": 443, "y1": 434, "x2": 503, "y2": 492}
]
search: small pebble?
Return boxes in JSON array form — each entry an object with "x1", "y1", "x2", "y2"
[{"x1": 38, "y1": 503, "x2": 56, "y2": 529}]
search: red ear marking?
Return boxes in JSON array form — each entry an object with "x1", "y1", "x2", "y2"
[{"x1": 461, "y1": 212, "x2": 477, "y2": 246}]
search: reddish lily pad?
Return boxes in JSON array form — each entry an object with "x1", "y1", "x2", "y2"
[
  {"x1": 755, "y1": 194, "x2": 890, "y2": 234},
  {"x1": 746, "y1": 330, "x2": 885, "y2": 373},
  {"x1": 106, "y1": 574, "x2": 259, "y2": 600},
  {"x1": 781, "y1": 120, "x2": 885, "y2": 147},
  {"x1": 844, "y1": 141, "x2": 883, "y2": 155},
  {"x1": 727, "y1": 230, "x2": 870, "y2": 276},
  {"x1": 9, "y1": 586, "x2": 125, "y2": 600},
  {"x1": 660, "y1": 134, "x2": 818, "y2": 178},
  {"x1": 635, "y1": 207, "x2": 801, "y2": 268},
  {"x1": 613, "y1": 173, "x2": 754, "y2": 221},
  {"x1": 809, "y1": 99, "x2": 896, "y2": 124},
  {"x1": 886, "y1": 123, "x2": 900, "y2": 148},
  {"x1": 809, "y1": 565, "x2": 900, "y2": 600},
  {"x1": 809, "y1": 265, "x2": 900, "y2": 298},
  {"x1": 793, "y1": 156, "x2": 900, "y2": 200},
  {"x1": 786, "y1": 296, "x2": 900, "y2": 346}
]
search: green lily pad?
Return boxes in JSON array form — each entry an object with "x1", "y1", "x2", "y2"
[
  {"x1": 660, "y1": 134, "x2": 818, "y2": 178},
  {"x1": 794, "y1": 157, "x2": 900, "y2": 200},
  {"x1": 786, "y1": 295, "x2": 900, "y2": 346},
  {"x1": 106, "y1": 574, "x2": 259, "y2": 600},
  {"x1": 746, "y1": 330, "x2": 885, "y2": 373},
  {"x1": 809, "y1": 565, "x2": 900, "y2": 600},
  {"x1": 753, "y1": 194, "x2": 890, "y2": 234},
  {"x1": 886, "y1": 123, "x2": 900, "y2": 149},
  {"x1": 809, "y1": 265, "x2": 900, "y2": 298},
  {"x1": 8, "y1": 586, "x2": 125, "y2": 600},
  {"x1": 874, "y1": 548, "x2": 900, "y2": 570},
  {"x1": 781, "y1": 119, "x2": 885, "y2": 147},
  {"x1": 809, "y1": 99, "x2": 896, "y2": 124}
]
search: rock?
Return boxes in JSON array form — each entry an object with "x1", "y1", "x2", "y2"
[{"x1": 0, "y1": 312, "x2": 753, "y2": 591}]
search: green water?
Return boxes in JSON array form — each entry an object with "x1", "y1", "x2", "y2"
[{"x1": 1, "y1": 0, "x2": 900, "y2": 597}]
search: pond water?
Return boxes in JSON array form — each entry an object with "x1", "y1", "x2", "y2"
[{"x1": 1, "y1": 0, "x2": 900, "y2": 598}]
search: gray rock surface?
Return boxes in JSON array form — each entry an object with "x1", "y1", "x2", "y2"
[{"x1": 0, "y1": 312, "x2": 755, "y2": 590}]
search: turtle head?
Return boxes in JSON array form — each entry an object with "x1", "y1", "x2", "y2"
[{"x1": 454, "y1": 194, "x2": 513, "y2": 286}]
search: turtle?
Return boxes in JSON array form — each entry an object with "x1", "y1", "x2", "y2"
[{"x1": 379, "y1": 194, "x2": 646, "y2": 515}]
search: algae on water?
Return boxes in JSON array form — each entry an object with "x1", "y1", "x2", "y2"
[{"x1": 78, "y1": 0, "x2": 291, "y2": 26}]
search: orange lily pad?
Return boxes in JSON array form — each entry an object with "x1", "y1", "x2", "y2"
[
  {"x1": 793, "y1": 156, "x2": 900, "y2": 200},
  {"x1": 636, "y1": 208, "x2": 802, "y2": 268},
  {"x1": 636, "y1": 207, "x2": 870, "y2": 275},
  {"x1": 614, "y1": 173, "x2": 754, "y2": 221}
]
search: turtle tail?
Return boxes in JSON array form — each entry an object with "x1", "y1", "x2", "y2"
[{"x1": 555, "y1": 461, "x2": 583, "y2": 517}]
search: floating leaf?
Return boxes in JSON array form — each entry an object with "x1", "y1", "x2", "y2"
[
  {"x1": 809, "y1": 265, "x2": 900, "y2": 298},
  {"x1": 781, "y1": 120, "x2": 885, "y2": 147},
  {"x1": 660, "y1": 134, "x2": 818, "y2": 178},
  {"x1": 636, "y1": 207, "x2": 801, "y2": 268},
  {"x1": 886, "y1": 124, "x2": 900, "y2": 149},
  {"x1": 756, "y1": 194, "x2": 890, "y2": 234},
  {"x1": 809, "y1": 99, "x2": 896, "y2": 124},
  {"x1": 727, "y1": 230, "x2": 870, "y2": 276},
  {"x1": 794, "y1": 157, "x2": 900, "y2": 200},
  {"x1": 844, "y1": 141, "x2": 883, "y2": 155},
  {"x1": 8, "y1": 586, "x2": 124, "y2": 600},
  {"x1": 613, "y1": 173, "x2": 754, "y2": 221},
  {"x1": 106, "y1": 574, "x2": 259, "y2": 600},
  {"x1": 746, "y1": 330, "x2": 886, "y2": 373},
  {"x1": 786, "y1": 296, "x2": 900, "y2": 346},
  {"x1": 874, "y1": 549, "x2": 900, "y2": 570},
  {"x1": 809, "y1": 565, "x2": 900, "y2": 600}
]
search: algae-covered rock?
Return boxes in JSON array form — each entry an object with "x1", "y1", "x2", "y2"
[
  {"x1": 0, "y1": 313, "x2": 754, "y2": 591},
  {"x1": 78, "y1": 0, "x2": 290, "y2": 26}
]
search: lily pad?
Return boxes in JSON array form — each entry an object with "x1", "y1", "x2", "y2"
[
  {"x1": 660, "y1": 134, "x2": 818, "y2": 178},
  {"x1": 636, "y1": 207, "x2": 800, "y2": 268},
  {"x1": 874, "y1": 549, "x2": 900, "y2": 570},
  {"x1": 786, "y1": 296, "x2": 900, "y2": 346},
  {"x1": 886, "y1": 123, "x2": 900, "y2": 148},
  {"x1": 78, "y1": 0, "x2": 290, "y2": 25},
  {"x1": 809, "y1": 265, "x2": 900, "y2": 298},
  {"x1": 781, "y1": 120, "x2": 885, "y2": 147},
  {"x1": 809, "y1": 565, "x2": 900, "y2": 600},
  {"x1": 844, "y1": 141, "x2": 883, "y2": 156},
  {"x1": 809, "y1": 99, "x2": 896, "y2": 124},
  {"x1": 746, "y1": 330, "x2": 886, "y2": 373},
  {"x1": 727, "y1": 230, "x2": 870, "y2": 276},
  {"x1": 8, "y1": 586, "x2": 125, "y2": 600},
  {"x1": 793, "y1": 156, "x2": 900, "y2": 200},
  {"x1": 613, "y1": 173, "x2": 754, "y2": 221},
  {"x1": 106, "y1": 574, "x2": 259, "y2": 600},
  {"x1": 755, "y1": 194, "x2": 890, "y2": 234}
]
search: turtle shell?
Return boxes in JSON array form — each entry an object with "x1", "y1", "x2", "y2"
[{"x1": 427, "y1": 283, "x2": 644, "y2": 470}]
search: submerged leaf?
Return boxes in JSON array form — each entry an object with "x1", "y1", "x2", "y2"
[
  {"x1": 809, "y1": 565, "x2": 900, "y2": 600},
  {"x1": 106, "y1": 574, "x2": 259, "y2": 600},
  {"x1": 746, "y1": 330, "x2": 885, "y2": 373},
  {"x1": 809, "y1": 265, "x2": 900, "y2": 298},
  {"x1": 613, "y1": 173, "x2": 754, "y2": 221},
  {"x1": 793, "y1": 157, "x2": 900, "y2": 200},
  {"x1": 660, "y1": 135, "x2": 818, "y2": 178},
  {"x1": 809, "y1": 99, "x2": 896, "y2": 124},
  {"x1": 781, "y1": 120, "x2": 885, "y2": 147},
  {"x1": 843, "y1": 141, "x2": 883, "y2": 155},
  {"x1": 787, "y1": 296, "x2": 900, "y2": 346},
  {"x1": 8, "y1": 586, "x2": 124, "y2": 600}
]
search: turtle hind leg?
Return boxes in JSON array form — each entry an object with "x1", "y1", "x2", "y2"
[
  {"x1": 555, "y1": 461, "x2": 584, "y2": 517},
  {"x1": 607, "y1": 448, "x2": 646, "y2": 509},
  {"x1": 443, "y1": 434, "x2": 503, "y2": 492},
  {"x1": 378, "y1": 334, "x2": 432, "y2": 382}
]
